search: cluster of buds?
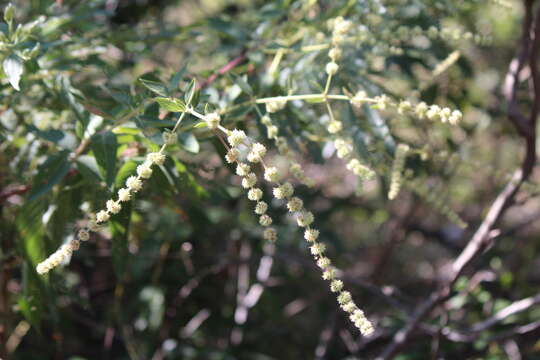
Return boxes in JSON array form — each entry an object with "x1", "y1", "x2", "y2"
[
  {"x1": 36, "y1": 147, "x2": 167, "y2": 275},
  {"x1": 204, "y1": 112, "x2": 221, "y2": 130},
  {"x1": 265, "y1": 97, "x2": 287, "y2": 113},
  {"x1": 260, "y1": 114, "x2": 314, "y2": 187},
  {"x1": 346, "y1": 158, "x2": 375, "y2": 180},
  {"x1": 388, "y1": 144, "x2": 409, "y2": 200},
  {"x1": 256, "y1": 144, "x2": 374, "y2": 336},
  {"x1": 325, "y1": 17, "x2": 353, "y2": 76},
  {"x1": 385, "y1": 25, "x2": 490, "y2": 46},
  {"x1": 226, "y1": 129, "x2": 278, "y2": 242},
  {"x1": 351, "y1": 92, "x2": 463, "y2": 125},
  {"x1": 36, "y1": 239, "x2": 81, "y2": 275},
  {"x1": 221, "y1": 122, "x2": 374, "y2": 335}
]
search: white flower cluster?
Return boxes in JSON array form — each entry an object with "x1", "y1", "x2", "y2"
[
  {"x1": 260, "y1": 114, "x2": 315, "y2": 187},
  {"x1": 265, "y1": 97, "x2": 287, "y2": 113},
  {"x1": 325, "y1": 16, "x2": 353, "y2": 76},
  {"x1": 204, "y1": 112, "x2": 221, "y2": 130},
  {"x1": 350, "y1": 92, "x2": 463, "y2": 125},
  {"x1": 256, "y1": 144, "x2": 374, "y2": 336},
  {"x1": 346, "y1": 159, "x2": 375, "y2": 181},
  {"x1": 36, "y1": 150, "x2": 167, "y2": 274},
  {"x1": 381, "y1": 25, "x2": 491, "y2": 46},
  {"x1": 227, "y1": 129, "x2": 277, "y2": 242},
  {"x1": 36, "y1": 240, "x2": 80, "y2": 275},
  {"x1": 388, "y1": 143, "x2": 409, "y2": 200}
]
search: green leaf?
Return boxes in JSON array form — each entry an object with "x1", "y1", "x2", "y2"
[
  {"x1": 91, "y1": 131, "x2": 118, "y2": 188},
  {"x1": 169, "y1": 64, "x2": 188, "y2": 90},
  {"x1": 139, "y1": 78, "x2": 168, "y2": 97},
  {"x1": 155, "y1": 97, "x2": 186, "y2": 112},
  {"x1": 4, "y1": 3, "x2": 14, "y2": 26},
  {"x1": 28, "y1": 150, "x2": 71, "y2": 202},
  {"x1": 183, "y1": 79, "x2": 199, "y2": 106},
  {"x1": 76, "y1": 155, "x2": 102, "y2": 183},
  {"x1": 115, "y1": 160, "x2": 138, "y2": 188},
  {"x1": 3, "y1": 54, "x2": 23, "y2": 91},
  {"x1": 27, "y1": 125, "x2": 77, "y2": 150},
  {"x1": 178, "y1": 132, "x2": 199, "y2": 153}
]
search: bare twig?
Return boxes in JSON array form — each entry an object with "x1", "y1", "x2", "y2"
[{"x1": 377, "y1": 1, "x2": 539, "y2": 358}]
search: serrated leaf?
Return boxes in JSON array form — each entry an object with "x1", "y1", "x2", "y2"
[
  {"x1": 91, "y1": 131, "x2": 118, "y2": 188},
  {"x1": 140, "y1": 78, "x2": 168, "y2": 97},
  {"x1": 3, "y1": 54, "x2": 23, "y2": 91},
  {"x1": 178, "y1": 132, "x2": 199, "y2": 153},
  {"x1": 28, "y1": 150, "x2": 71, "y2": 202},
  {"x1": 155, "y1": 97, "x2": 186, "y2": 112}
]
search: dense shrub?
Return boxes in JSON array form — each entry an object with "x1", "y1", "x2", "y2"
[{"x1": 1, "y1": 0, "x2": 539, "y2": 359}]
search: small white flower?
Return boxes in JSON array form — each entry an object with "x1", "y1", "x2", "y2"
[
  {"x1": 328, "y1": 47, "x2": 342, "y2": 61},
  {"x1": 265, "y1": 98, "x2": 287, "y2": 113},
  {"x1": 106, "y1": 200, "x2": 122, "y2": 214},
  {"x1": 263, "y1": 227, "x2": 277, "y2": 242},
  {"x1": 227, "y1": 129, "x2": 247, "y2": 147},
  {"x1": 225, "y1": 148, "x2": 240, "y2": 163},
  {"x1": 126, "y1": 176, "x2": 143, "y2": 192},
  {"x1": 247, "y1": 143, "x2": 267, "y2": 163},
  {"x1": 137, "y1": 163, "x2": 153, "y2": 179},
  {"x1": 241, "y1": 173, "x2": 257, "y2": 189},
  {"x1": 337, "y1": 291, "x2": 352, "y2": 305},
  {"x1": 326, "y1": 62, "x2": 339, "y2": 76},
  {"x1": 96, "y1": 210, "x2": 110, "y2": 223},
  {"x1": 327, "y1": 120, "x2": 343, "y2": 134},
  {"x1": 297, "y1": 211, "x2": 314, "y2": 227},
  {"x1": 317, "y1": 257, "x2": 331, "y2": 269},
  {"x1": 310, "y1": 242, "x2": 326, "y2": 256},
  {"x1": 205, "y1": 112, "x2": 221, "y2": 129},
  {"x1": 267, "y1": 125, "x2": 278, "y2": 139},
  {"x1": 118, "y1": 188, "x2": 131, "y2": 202},
  {"x1": 236, "y1": 163, "x2": 251, "y2": 176},
  {"x1": 322, "y1": 268, "x2": 336, "y2": 280},
  {"x1": 255, "y1": 201, "x2": 268, "y2": 215},
  {"x1": 259, "y1": 214, "x2": 273, "y2": 226},
  {"x1": 304, "y1": 228, "x2": 320, "y2": 242},
  {"x1": 264, "y1": 167, "x2": 280, "y2": 182},
  {"x1": 330, "y1": 280, "x2": 344, "y2": 292},
  {"x1": 351, "y1": 90, "x2": 368, "y2": 107},
  {"x1": 247, "y1": 188, "x2": 263, "y2": 201},
  {"x1": 286, "y1": 197, "x2": 303, "y2": 212},
  {"x1": 78, "y1": 229, "x2": 90, "y2": 241},
  {"x1": 147, "y1": 152, "x2": 166, "y2": 166}
]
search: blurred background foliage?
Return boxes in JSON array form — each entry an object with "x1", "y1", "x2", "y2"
[{"x1": 0, "y1": 0, "x2": 539, "y2": 359}]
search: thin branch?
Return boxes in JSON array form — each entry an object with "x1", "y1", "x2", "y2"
[{"x1": 377, "y1": 1, "x2": 539, "y2": 357}]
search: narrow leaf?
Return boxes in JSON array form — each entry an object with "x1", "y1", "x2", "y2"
[
  {"x1": 91, "y1": 131, "x2": 118, "y2": 188},
  {"x1": 155, "y1": 97, "x2": 186, "y2": 112},
  {"x1": 28, "y1": 150, "x2": 71, "y2": 202},
  {"x1": 3, "y1": 54, "x2": 23, "y2": 91}
]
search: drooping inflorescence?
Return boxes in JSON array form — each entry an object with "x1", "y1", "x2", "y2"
[
  {"x1": 216, "y1": 119, "x2": 374, "y2": 336},
  {"x1": 388, "y1": 144, "x2": 410, "y2": 200},
  {"x1": 32, "y1": 11, "x2": 473, "y2": 338}
]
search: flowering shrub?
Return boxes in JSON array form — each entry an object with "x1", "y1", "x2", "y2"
[{"x1": 1, "y1": 0, "x2": 539, "y2": 359}]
